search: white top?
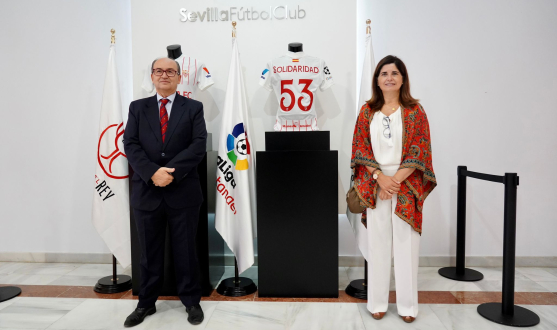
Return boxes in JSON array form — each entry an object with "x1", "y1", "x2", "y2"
[
  {"x1": 259, "y1": 51, "x2": 334, "y2": 131},
  {"x1": 142, "y1": 55, "x2": 215, "y2": 100},
  {"x1": 156, "y1": 92, "x2": 176, "y2": 118},
  {"x1": 370, "y1": 107, "x2": 403, "y2": 166}
]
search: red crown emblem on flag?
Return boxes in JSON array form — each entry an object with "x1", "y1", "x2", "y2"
[{"x1": 97, "y1": 123, "x2": 128, "y2": 179}]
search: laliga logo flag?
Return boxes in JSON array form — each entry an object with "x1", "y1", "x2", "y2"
[
  {"x1": 92, "y1": 44, "x2": 131, "y2": 268},
  {"x1": 215, "y1": 36, "x2": 257, "y2": 274},
  {"x1": 346, "y1": 32, "x2": 375, "y2": 261}
]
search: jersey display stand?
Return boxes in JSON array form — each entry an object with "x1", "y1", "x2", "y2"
[
  {"x1": 0, "y1": 286, "x2": 21, "y2": 303},
  {"x1": 129, "y1": 135, "x2": 225, "y2": 297},
  {"x1": 257, "y1": 131, "x2": 338, "y2": 297}
]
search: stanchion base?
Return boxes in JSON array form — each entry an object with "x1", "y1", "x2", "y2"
[
  {"x1": 438, "y1": 267, "x2": 483, "y2": 282},
  {"x1": 345, "y1": 279, "x2": 367, "y2": 300},
  {"x1": 216, "y1": 277, "x2": 257, "y2": 297},
  {"x1": 0, "y1": 286, "x2": 21, "y2": 303},
  {"x1": 94, "y1": 275, "x2": 132, "y2": 294},
  {"x1": 478, "y1": 303, "x2": 540, "y2": 327}
]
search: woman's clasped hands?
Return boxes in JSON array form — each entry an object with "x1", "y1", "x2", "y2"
[{"x1": 377, "y1": 173, "x2": 401, "y2": 200}]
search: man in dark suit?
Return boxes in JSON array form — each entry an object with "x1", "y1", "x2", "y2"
[{"x1": 123, "y1": 57, "x2": 207, "y2": 327}]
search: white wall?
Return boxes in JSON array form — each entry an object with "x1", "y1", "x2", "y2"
[
  {"x1": 131, "y1": 0, "x2": 557, "y2": 258},
  {"x1": 365, "y1": 0, "x2": 557, "y2": 257},
  {"x1": 130, "y1": 0, "x2": 361, "y2": 256},
  {"x1": 0, "y1": 0, "x2": 133, "y2": 254},
  {"x1": 0, "y1": 0, "x2": 555, "y2": 259}
]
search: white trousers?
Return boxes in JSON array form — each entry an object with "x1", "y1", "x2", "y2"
[{"x1": 366, "y1": 165, "x2": 420, "y2": 317}]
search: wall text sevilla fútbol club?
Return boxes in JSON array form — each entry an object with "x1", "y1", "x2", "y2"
[{"x1": 180, "y1": 6, "x2": 306, "y2": 22}]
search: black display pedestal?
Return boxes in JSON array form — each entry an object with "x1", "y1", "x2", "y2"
[
  {"x1": 130, "y1": 146, "x2": 224, "y2": 297},
  {"x1": 257, "y1": 131, "x2": 338, "y2": 298}
]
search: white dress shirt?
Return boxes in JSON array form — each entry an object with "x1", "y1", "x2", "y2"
[{"x1": 156, "y1": 92, "x2": 177, "y2": 119}]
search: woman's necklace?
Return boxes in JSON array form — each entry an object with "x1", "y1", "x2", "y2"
[{"x1": 384, "y1": 104, "x2": 399, "y2": 116}]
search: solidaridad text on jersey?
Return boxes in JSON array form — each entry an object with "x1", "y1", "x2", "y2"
[{"x1": 272, "y1": 65, "x2": 321, "y2": 74}]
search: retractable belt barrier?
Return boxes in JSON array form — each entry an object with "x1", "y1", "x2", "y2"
[{"x1": 439, "y1": 165, "x2": 539, "y2": 327}]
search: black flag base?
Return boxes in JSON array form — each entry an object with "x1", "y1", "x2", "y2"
[
  {"x1": 94, "y1": 274, "x2": 132, "y2": 294},
  {"x1": 345, "y1": 260, "x2": 368, "y2": 300},
  {"x1": 0, "y1": 286, "x2": 21, "y2": 303},
  {"x1": 216, "y1": 277, "x2": 257, "y2": 297},
  {"x1": 94, "y1": 255, "x2": 132, "y2": 294},
  {"x1": 478, "y1": 303, "x2": 540, "y2": 327},
  {"x1": 345, "y1": 279, "x2": 367, "y2": 300},
  {"x1": 438, "y1": 267, "x2": 484, "y2": 282},
  {"x1": 216, "y1": 257, "x2": 257, "y2": 297}
]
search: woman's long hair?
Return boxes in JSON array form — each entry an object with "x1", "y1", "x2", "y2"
[{"x1": 367, "y1": 55, "x2": 419, "y2": 111}]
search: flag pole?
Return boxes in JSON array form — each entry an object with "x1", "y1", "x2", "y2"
[
  {"x1": 345, "y1": 19, "x2": 372, "y2": 300},
  {"x1": 93, "y1": 29, "x2": 132, "y2": 294},
  {"x1": 235, "y1": 258, "x2": 239, "y2": 282},
  {"x1": 214, "y1": 22, "x2": 257, "y2": 296},
  {"x1": 113, "y1": 255, "x2": 117, "y2": 282}
]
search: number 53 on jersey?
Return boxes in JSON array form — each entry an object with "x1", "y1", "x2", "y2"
[{"x1": 260, "y1": 52, "x2": 334, "y2": 132}]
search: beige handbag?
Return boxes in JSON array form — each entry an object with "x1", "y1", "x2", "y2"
[{"x1": 346, "y1": 186, "x2": 365, "y2": 214}]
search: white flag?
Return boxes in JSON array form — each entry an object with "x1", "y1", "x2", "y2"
[
  {"x1": 92, "y1": 44, "x2": 131, "y2": 268},
  {"x1": 347, "y1": 33, "x2": 375, "y2": 261},
  {"x1": 215, "y1": 37, "x2": 257, "y2": 274}
]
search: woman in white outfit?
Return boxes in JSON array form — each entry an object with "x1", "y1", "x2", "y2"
[{"x1": 351, "y1": 55, "x2": 437, "y2": 323}]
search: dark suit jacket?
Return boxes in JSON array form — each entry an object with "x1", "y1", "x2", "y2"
[{"x1": 123, "y1": 93, "x2": 207, "y2": 211}]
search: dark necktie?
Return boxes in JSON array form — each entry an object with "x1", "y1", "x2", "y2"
[{"x1": 160, "y1": 99, "x2": 169, "y2": 142}]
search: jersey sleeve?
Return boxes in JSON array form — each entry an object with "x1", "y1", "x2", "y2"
[
  {"x1": 259, "y1": 62, "x2": 272, "y2": 91},
  {"x1": 197, "y1": 62, "x2": 215, "y2": 91},
  {"x1": 142, "y1": 63, "x2": 155, "y2": 93},
  {"x1": 319, "y1": 60, "x2": 334, "y2": 91}
]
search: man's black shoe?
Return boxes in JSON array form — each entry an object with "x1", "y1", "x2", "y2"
[
  {"x1": 186, "y1": 304, "x2": 204, "y2": 325},
  {"x1": 124, "y1": 306, "x2": 156, "y2": 327}
]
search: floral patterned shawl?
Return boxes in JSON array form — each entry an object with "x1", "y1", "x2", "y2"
[{"x1": 350, "y1": 103, "x2": 437, "y2": 234}]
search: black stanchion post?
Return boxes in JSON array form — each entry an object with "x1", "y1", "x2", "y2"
[
  {"x1": 216, "y1": 257, "x2": 257, "y2": 297},
  {"x1": 502, "y1": 172, "x2": 517, "y2": 315},
  {"x1": 477, "y1": 173, "x2": 539, "y2": 327},
  {"x1": 439, "y1": 166, "x2": 483, "y2": 281},
  {"x1": 456, "y1": 165, "x2": 467, "y2": 275}
]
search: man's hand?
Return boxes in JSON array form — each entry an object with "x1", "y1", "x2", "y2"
[{"x1": 151, "y1": 167, "x2": 175, "y2": 187}]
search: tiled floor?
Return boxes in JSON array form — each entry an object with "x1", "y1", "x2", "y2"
[
  {"x1": 0, "y1": 298, "x2": 556, "y2": 329},
  {"x1": 1, "y1": 263, "x2": 557, "y2": 329},
  {"x1": 2, "y1": 262, "x2": 557, "y2": 293}
]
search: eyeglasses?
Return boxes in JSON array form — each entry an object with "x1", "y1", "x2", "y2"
[
  {"x1": 382, "y1": 117, "x2": 391, "y2": 138},
  {"x1": 152, "y1": 69, "x2": 178, "y2": 77}
]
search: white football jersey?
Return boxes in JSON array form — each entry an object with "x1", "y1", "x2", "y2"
[
  {"x1": 142, "y1": 55, "x2": 214, "y2": 100},
  {"x1": 259, "y1": 51, "x2": 334, "y2": 131}
]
